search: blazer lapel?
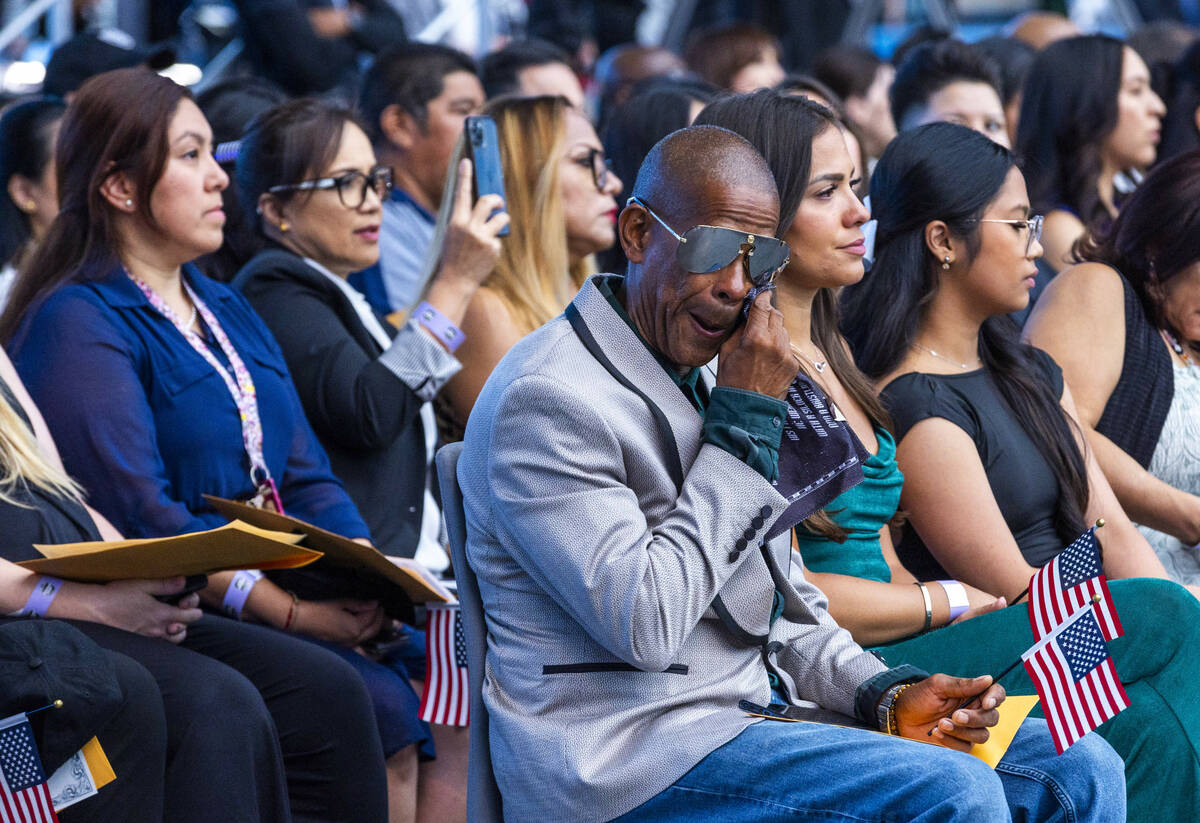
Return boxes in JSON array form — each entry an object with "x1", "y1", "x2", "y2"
[{"x1": 572, "y1": 278, "x2": 704, "y2": 466}]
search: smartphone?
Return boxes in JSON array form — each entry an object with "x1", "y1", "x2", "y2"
[
  {"x1": 154, "y1": 574, "x2": 209, "y2": 605},
  {"x1": 464, "y1": 115, "x2": 510, "y2": 236}
]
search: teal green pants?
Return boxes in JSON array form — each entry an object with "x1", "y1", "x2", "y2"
[{"x1": 871, "y1": 578, "x2": 1200, "y2": 823}]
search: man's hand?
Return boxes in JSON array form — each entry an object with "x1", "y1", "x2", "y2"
[
  {"x1": 894, "y1": 674, "x2": 1004, "y2": 751},
  {"x1": 715, "y1": 290, "x2": 796, "y2": 399}
]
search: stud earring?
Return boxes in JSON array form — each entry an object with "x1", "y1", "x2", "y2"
[
  {"x1": 22, "y1": 201, "x2": 36, "y2": 213},
  {"x1": 942, "y1": 255, "x2": 951, "y2": 271},
  {"x1": 279, "y1": 221, "x2": 290, "y2": 232},
  {"x1": 125, "y1": 199, "x2": 133, "y2": 208}
]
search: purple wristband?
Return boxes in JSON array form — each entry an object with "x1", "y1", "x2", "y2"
[
  {"x1": 12, "y1": 576, "x2": 63, "y2": 618},
  {"x1": 222, "y1": 569, "x2": 263, "y2": 619},
  {"x1": 938, "y1": 579, "x2": 970, "y2": 621},
  {"x1": 414, "y1": 301, "x2": 466, "y2": 353}
]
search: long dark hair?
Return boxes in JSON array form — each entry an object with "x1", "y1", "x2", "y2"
[
  {"x1": 1158, "y1": 41, "x2": 1200, "y2": 163},
  {"x1": 1077, "y1": 149, "x2": 1200, "y2": 336},
  {"x1": 1016, "y1": 35, "x2": 1125, "y2": 226},
  {"x1": 695, "y1": 89, "x2": 892, "y2": 540},
  {"x1": 0, "y1": 97, "x2": 66, "y2": 269},
  {"x1": 844, "y1": 122, "x2": 1090, "y2": 543},
  {"x1": 0, "y1": 68, "x2": 190, "y2": 343}
]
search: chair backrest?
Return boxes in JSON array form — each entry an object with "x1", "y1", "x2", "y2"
[{"x1": 435, "y1": 442, "x2": 503, "y2": 823}]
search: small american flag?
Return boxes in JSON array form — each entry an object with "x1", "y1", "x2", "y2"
[
  {"x1": 419, "y1": 603, "x2": 470, "y2": 726},
  {"x1": 1029, "y1": 527, "x2": 1122, "y2": 642},
  {"x1": 0, "y1": 714, "x2": 57, "y2": 823},
  {"x1": 1022, "y1": 604, "x2": 1130, "y2": 754}
]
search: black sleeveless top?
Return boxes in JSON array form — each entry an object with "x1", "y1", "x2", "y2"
[
  {"x1": 0, "y1": 379, "x2": 99, "y2": 562},
  {"x1": 1094, "y1": 276, "x2": 1173, "y2": 468},
  {"x1": 882, "y1": 349, "x2": 1067, "y2": 578}
]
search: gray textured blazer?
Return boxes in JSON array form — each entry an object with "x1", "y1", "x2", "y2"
[{"x1": 459, "y1": 275, "x2": 891, "y2": 822}]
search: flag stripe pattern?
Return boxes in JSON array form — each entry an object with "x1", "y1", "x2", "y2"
[
  {"x1": 419, "y1": 603, "x2": 470, "y2": 726},
  {"x1": 0, "y1": 715, "x2": 57, "y2": 823},
  {"x1": 1022, "y1": 605, "x2": 1130, "y2": 754},
  {"x1": 1029, "y1": 527, "x2": 1123, "y2": 642}
]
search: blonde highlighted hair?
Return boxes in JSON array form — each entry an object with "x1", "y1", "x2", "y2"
[
  {"x1": 0, "y1": 389, "x2": 83, "y2": 507},
  {"x1": 419, "y1": 95, "x2": 592, "y2": 335}
]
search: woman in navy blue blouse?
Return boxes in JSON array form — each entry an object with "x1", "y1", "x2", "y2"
[{"x1": 1, "y1": 68, "x2": 390, "y2": 821}]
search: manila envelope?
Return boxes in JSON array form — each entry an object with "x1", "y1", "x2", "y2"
[{"x1": 22, "y1": 520, "x2": 320, "y2": 582}]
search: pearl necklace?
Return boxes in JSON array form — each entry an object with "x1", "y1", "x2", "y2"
[
  {"x1": 790, "y1": 343, "x2": 827, "y2": 373},
  {"x1": 914, "y1": 343, "x2": 980, "y2": 370},
  {"x1": 184, "y1": 303, "x2": 198, "y2": 331}
]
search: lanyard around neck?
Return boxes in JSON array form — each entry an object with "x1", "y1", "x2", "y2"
[{"x1": 131, "y1": 275, "x2": 272, "y2": 486}]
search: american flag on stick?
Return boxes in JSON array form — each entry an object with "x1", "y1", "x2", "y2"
[
  {"x1": 420, "y1": 603, "x2": 470, "y2": 726},
  {"x1": 1029, "y1": 525, "x2": 1122, "y2": 642},
  {"x1": 0, "y1": 714, "x2": 57, "y2": 823},
  {"x1": 1022, "y1": 603, "x2": 1129, "y2": 754}
]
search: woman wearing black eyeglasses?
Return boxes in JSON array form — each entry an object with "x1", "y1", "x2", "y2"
[{"x1": 231, "y1": 98, "x2": 506, "y2": 822}]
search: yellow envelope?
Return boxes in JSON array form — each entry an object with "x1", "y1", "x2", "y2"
[
  {"x1": 81, "y1": 737, "x2": 115, "y2": 789},
  {"x1": 21, "y1": 520, "x2": 320, "y2": 582},
  {"x1": 203, "y1": 496, "x2": 452, "y2": 603},
  {"x1": 969, "y1": 694, "x2": 1040, "y2": 768}
]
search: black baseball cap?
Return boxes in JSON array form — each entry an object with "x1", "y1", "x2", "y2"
[{"x1": 43, "y1": 28, "x2": 176, "y2": 98}]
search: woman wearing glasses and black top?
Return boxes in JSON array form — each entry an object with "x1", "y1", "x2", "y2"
[{"x1": 231, "y1": 99, "x2": 505, "y2": 823}]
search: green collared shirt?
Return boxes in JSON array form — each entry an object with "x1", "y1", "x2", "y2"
[{"x1": 596, "y1": 275, "x2": 786, "y2": 483}]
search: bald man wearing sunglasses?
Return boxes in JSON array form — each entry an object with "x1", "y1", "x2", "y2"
[{"x1": 457, "y1": 126, "x2": 1121, "y2": 823}]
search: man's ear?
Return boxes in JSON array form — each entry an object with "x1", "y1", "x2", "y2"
[
  {"x1": 380, "y1": 104, "x2": 419, "y2": 152},
  {"x1": 619, "y1": 203, "x2": 652, "y2": 263},
  {"x1": 924, "y1": 219, "x2": 956, "y2": 267},
  {"x1": 98, "y1": 170, "x2": 137, "y2": 213}
]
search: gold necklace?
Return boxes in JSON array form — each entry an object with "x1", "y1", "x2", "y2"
[
  {"x1": 790, "y1": 343, "x2": 827, "y2": 373},
  {"x1": 914, "y1": 342, "x2": 981, "y2": 370}
]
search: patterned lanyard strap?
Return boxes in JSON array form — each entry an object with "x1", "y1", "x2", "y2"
[{"x1": 131, "y1": 275, "x2": 273, "y2": 487}]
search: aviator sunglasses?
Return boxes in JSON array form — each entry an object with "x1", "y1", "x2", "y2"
[{"x1": 627, "y1": 196, "x2": 791, "y2": 288}]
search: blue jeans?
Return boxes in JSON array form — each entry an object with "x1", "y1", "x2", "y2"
[{"x1": 614, "y1": 718, "x2": 1124, "y2": 822}]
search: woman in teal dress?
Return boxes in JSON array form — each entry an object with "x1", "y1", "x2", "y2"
[{"x1": 697, "y1": 90, "x2": 1200, "y2": 823}]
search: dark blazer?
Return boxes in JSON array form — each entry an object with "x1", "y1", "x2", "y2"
[
  {"x1": 10, "y1": 262, "x2": 368, "y2": 541},
  {"x1": 233, "y1": 249, "x2": 438, "y2": 557}
]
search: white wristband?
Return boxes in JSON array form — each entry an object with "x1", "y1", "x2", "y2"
[
  {"x1": 10, "y1": 576, "x2": 63, "y2": 617},
  {"x1": 938, "y1": 579, "x2": 970, "y2": 622},
  {"x1": 222, "y1": 570, "x2": 264, "y2": 619}
]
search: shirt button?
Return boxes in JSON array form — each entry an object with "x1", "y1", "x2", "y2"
[
  {"x1": 408, "y1": 506, "x2": 417, "y2": 513},
  {"x1": 26, "y1": 656, "x2": 42, "y2": 669},
  {"x1": 771, "y1": 416, "x2": 781, "y2": 428},
  {"x1": 728, "y1": 551, "x2": 740, "y2": 563},
  {"x1": 760, "y1": 505, "x2": 773, "y2": 518},
  {"x1": 750, "y1": 516, "x2": 764, "y2": 530},
  {"x1": 743, "y1": 528, "x2": 756, "y2": 540},
  {"x1": 734, "y1": 537, "x2": 748, "y2": 551}
]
